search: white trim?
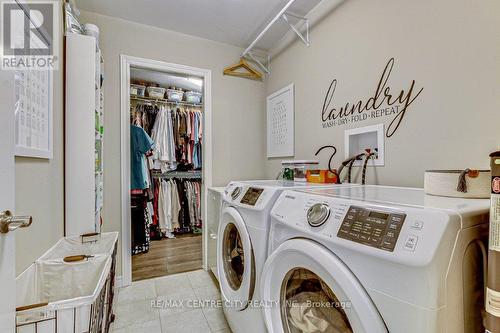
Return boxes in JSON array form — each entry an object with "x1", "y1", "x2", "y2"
[
  {"x1": 114, "y1": 275, "x2": 123, "y2": 289},
  {"x1": 120, "y1": 55, "x2": 213, "y2": 287}
]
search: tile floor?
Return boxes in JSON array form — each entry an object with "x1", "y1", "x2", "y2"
[{"x1": 110, "y1": 269, "x2": 232, "y2": 333}]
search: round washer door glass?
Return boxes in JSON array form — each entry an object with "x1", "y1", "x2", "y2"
[
  {"x1": 281, "y1": 268, "x2": 352, "y2": 333},
  {"x1": 260, "y1": 239, "x2": 387, "y2": 333},
  {"x1": 223, "y1": 222, "x2": 245, "y2": 290},
  {"x1": 217, "y1": 207, "x2": 255, "y2": 311}
]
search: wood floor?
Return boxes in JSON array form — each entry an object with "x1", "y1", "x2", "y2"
[{"x1": 132, "y1": 233, "x2": 202, "y2": 282}]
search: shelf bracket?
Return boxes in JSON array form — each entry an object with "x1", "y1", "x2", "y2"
[
  {"x1": 281, "y1": 12, "x2": 310, "y2": 47},
  {"x1": 239, "y1": 0, "x2": 312, "y2": 76},
  {"x1": 245, "y1": 52, "x2": 270, "y2": 74}
]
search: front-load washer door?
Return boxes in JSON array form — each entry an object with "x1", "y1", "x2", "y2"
[
  {"x1": 217, "y1": 206, "x2": 255, "y2": 311},
  {"x1": 261, "y1": 238, "x2": 387, "y2": 333}
]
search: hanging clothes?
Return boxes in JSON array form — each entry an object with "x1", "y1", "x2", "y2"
[
  {"x1": 133, "y1": 102, "x2": 202, "y2": 172},
  {"x1": 157, "y1": 179, "x2": 178, "y2": 238},
  {"x1": 132, "y1": 99, "x2": 203, "y2": 239},
  {"x1": 149, "y1": 178, "x2": 162, "y2": 240},
  {"x1": 131, "y1": 103, "x2": 159, "y2": 136},
  {"x1": 131, "y1": 195, "x2": 151, "y2": 255},
  {"x1": 151, "y1": 178, "x2": 202, "y2": 236},
  {"x1": 170, "y1": 179, "x2": 181, "y2": 230},
  {"x1": 130, "y1": 124, "x2": 154, "y2": 190},
  {"x1": 151, "y1": 106, "x2": 177, "y2": 172}
]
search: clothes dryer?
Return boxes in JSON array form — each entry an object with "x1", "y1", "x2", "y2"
[
  {"x1": 261, "y1": 185, "x2": 489, "y2": 333},
  {"x1": 217, "y1": 180, "x2": 357, "y2": 333}
]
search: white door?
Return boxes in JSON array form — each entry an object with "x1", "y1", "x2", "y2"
[
  {"x1": 0, "y1": 67, "x2": 17, "y2": 331},
  {"x1": 261, "y1": 238, "x2": 388, "y2": 333},
  {"x1": 217, "y1": 207, "x2": 255, "y2": 311}
]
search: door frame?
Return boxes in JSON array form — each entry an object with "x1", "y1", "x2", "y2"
[{"x1": 120, "y1": 55, "x2": 213, "y2": 287}]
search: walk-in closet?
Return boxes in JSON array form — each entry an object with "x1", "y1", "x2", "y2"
[{"x1": 129, "y1": 68, "x2": 204, "y2": 281}]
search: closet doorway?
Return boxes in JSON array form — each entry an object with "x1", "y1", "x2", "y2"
[{"x1": 120, "y1": 56, "x2": 212, "y2": 286}]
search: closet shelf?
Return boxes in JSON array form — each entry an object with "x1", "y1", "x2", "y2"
[
  {"x1": 152, "y1": 170, "x2": 202, "y2": 179},
  {"x1": 131, "y1": 96, "x2": 202, "y2": 108}
]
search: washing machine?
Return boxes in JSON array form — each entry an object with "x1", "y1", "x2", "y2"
[
  {"x1": 217, "y1": 180, "x2": 358, "y2": 333},
  {"x1": 261, "y1": 185, "x2": 489, "y2": 333}
]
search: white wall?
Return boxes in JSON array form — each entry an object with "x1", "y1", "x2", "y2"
[
  {"x1": 265, "y1": 0, "x2": 500, "y2": 186},
  {"x1": 15, "y1": 0, "x2": 65, "y2": 275},
  {"x1": 78, "y1": 11, "x2": 267, "y2": 275},
  {"x1": 11, "y1": 0, "x2": 498, "y2": 279}
]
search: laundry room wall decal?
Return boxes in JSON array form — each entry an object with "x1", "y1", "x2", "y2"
[{"x1": 321, "y1": 58, "x2": 424, "y2": 137}]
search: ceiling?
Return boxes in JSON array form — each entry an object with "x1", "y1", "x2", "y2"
[
  {"x1": 75, "y1": 0, "x2": 323, "y2": 50},
  {"x1": 131, "y1": 68, "x2": 203, "y2": 93}
]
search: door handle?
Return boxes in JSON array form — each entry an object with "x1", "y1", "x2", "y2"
[
  {"x1": 209, "y1": 233, "x2": 217, "y2": 240},
  {"x1": 0, "y1": 210, "x2": 32, "y2": 234}
]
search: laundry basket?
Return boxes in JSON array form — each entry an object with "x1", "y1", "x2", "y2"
[
  {"x1": 16, "y1": 256, "x2": 112, "y2": 333},
  {"x1": 36, "y1": 232, "x2": 118, "y2": 332},
  {"x1": 39, "y1": 232, "x2": 118, "y2": 260}
]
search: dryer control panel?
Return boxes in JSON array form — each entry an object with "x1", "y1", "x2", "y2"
[
  {"x1": 240, "y1": 187, "x2": 264, "y2": 206},
  {"x1": 337, "y1": 206, "x2": 406, "y2": 252}
]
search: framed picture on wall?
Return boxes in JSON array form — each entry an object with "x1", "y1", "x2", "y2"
[
  {"x1": 267, "y1": 83, "x2": 294, "y2": 158},
  {"x1": 14, "y1": 66, "x2": 54, "y2": 159},
  {"x1": 12, "y1": 1, "x2": 54, "y2": 159}
]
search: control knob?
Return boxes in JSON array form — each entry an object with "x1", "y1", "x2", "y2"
[
  {"x1": 307, "y1": 203, "x2": 330, "y2": 227},
  {"x1": 231, "y1": 187, "x2": 242, "y2": 200}
]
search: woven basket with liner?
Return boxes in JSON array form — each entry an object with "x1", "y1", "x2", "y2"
[{"x1": 424, "y1": 169, "x2": 491, "y2": 198}]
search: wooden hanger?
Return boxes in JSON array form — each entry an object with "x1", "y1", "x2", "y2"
[{"x1": 223, "y1": 58, "x2": 263, "y2": 80}]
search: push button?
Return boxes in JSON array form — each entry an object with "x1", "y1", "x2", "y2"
[
  {"x1": 349, "y1": 231, "x2": 360, "y2": 239},
  {"x1": 404, "y1": 234, "x2": 418, "y2": 251},
  {"x1": 385, "y1": 231, "x2": 396, "y2": 238},
  {"x1": 338, "y1": 229, "x2": 349, "y2": 236},
  {"x1": 388, "y1": 223, "x2": 398, "y2": 230},
  {"x1": 359, "y1": 234, "x2": 370, "y2": 242},
  {"x1": 411, "y1": 220, "x2": 424, "y2": 230}
]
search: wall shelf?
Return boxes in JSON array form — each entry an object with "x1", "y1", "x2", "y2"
[{"x1": 65, "y1": 32, "x2": 104, "y2": 236}]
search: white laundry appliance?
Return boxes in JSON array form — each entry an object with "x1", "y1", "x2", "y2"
[
  {"x1": 217, "y1": 180, "x2": 358, "y2": 333},
  {"x1": 261, "y1": 185, "x2": 489, "y2": 333}
]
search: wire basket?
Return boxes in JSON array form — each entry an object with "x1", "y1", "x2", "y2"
[
  {"x1": 17, "y1": 233, "x2": 119, "y2": 333},
  {"x1": 16, "y1": 256, "x2": 111, "y2": 333}
]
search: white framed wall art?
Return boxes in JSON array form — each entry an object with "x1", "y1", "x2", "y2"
[
  {"x1": 14, "y1": 68, "x2": 53, "y2": 159},
  {"x1": 267, "y1": 83, "x2": 294, "y2": 158}
]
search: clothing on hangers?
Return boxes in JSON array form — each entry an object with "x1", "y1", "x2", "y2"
[
  {"x1": 151, "y1": 106, "x2": 177, "y2": 172},
  {"x1": 131, "y1": 194, "x2": 151, "y2": 255},
  {"x1": 152, "y1": 178, "x2": 202, "y2": 236},
  {"x1": 131, "y1": 103, "x2": 159, "y2": 136},
  {"x1": 131, "y1": 99, "x2": 204, "y2": 240},
  {"x1": 130, "y1": 124, "x2": 154, "y2": 190},
  {"x1": 133, "y1": 101, "x2": 203, "y2": 172}
]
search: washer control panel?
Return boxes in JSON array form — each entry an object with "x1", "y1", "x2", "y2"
[
  {"x1": 337, "y1": 206, "x2": 406, "y2": 252},
  {"x1": 240, "y1": 187, "x2": 264, "y2": 206}
]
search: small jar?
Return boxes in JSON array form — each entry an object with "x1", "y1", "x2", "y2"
[{"x1": 281, "y1": 160, "x2": 319, "y2": 182}]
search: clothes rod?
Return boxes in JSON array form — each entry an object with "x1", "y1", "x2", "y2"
[
  {"x1": 152, "y1": 170, "x2": 202, "y2": 179},
  {"x1": 131, "y1": 96, "x2": 202, "y2": 108},
  {"x1": 241, "y1": 0, "x2": 297, "y2": 57}
]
